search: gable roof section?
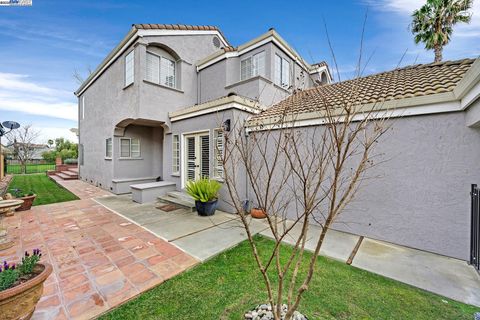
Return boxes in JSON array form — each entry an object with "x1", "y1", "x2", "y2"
[
  {"x1": 250, "y1": 58, "x2": 478, "y2": 124},
  {"x1": 196, "y1": 29, "x2": 316, "y2": 73},
  {"x1": 75, "y1": 24, "x2": 229, "y2": 96}
]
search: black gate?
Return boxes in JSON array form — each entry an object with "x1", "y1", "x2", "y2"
[{"x1": 471, "y1": 184, "x2": 480, "y2": 272}]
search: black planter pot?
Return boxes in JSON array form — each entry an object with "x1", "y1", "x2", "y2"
[{"x1": 195, "y1": 199, "x2": 218, "y2": 216}]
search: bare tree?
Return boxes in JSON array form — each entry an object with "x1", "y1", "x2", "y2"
[
  {"x1": 221, "y1": 82, "x2": 391, "y2": 319},
  {"x1": 5, "y1": 125, "x2": 41, "y2": 174},
  {"x1": 73, "y1": 66, "x2": 94, "y2": 86}
]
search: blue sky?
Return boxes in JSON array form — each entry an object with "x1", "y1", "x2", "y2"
[{"x1": 0, "y1": 0, "x2": 478, "y2": 143}]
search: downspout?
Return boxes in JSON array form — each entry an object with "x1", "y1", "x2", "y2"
[{"x1": 244, "y1": 120, "x2": 250, "y2": 210}]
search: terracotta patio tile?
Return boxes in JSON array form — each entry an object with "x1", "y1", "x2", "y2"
[
  {"x1": 59, "y1": 273, "x2": 89, "y2": 292},
  {"x1": 171, "y1": 253, "x2": 199, "y2": 269},
  {"x1": 154, "y1": 242, "x2": 184, "y2": 258},
  {"x1": 58, "y1": 265, "x2": 85, "y2": 280},
  {"x1": 67, "y1": 293, "x2": 108, "y2": 319},
  {"x1": 150, "y1": 259, "x2": 183, "y2": 280},
  {"x1": 145, "y1": 254, "x2": 168, "y2": 266},
  {"x1": 106, "y1": 248, "x2": 131, "y2": 261},
  {"x1": 119, "y1": 262, "x2": 148, "y2": 275},
  {"x1": 114, "y1": 255, "x2": 136, "y2": 268},
  {"x1": 62, "y1": 282, "x2": 94, "y2": 305},
  {"x1": 127, "y1": 268, "x2": 156, "y2": 287},
  {"x1": 131, "y1": 246, "x2": 157, "y2": 260},
  {"x1": 37, "y1": 294, "x2": 61, "y2": 308},
  {"x1": 94, "y1": 269, "x2": 124, "y2": 287},
  {"x1": 99, "y1": 279, "x2": 139, "y2": 308}
]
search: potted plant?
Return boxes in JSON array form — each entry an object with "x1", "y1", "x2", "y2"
[
  {"x1": 185, "y1": 178, "x2": 221, "y2": 216},
  {"x1": 0, "y1": 249, "x2": 52, "y2": 320},
  {"x1": 10, "y1": 189, "x2": 36, "y2": 212},
  {"x1": 250, "y1": 207, "x2": 267, "y2": 219}
]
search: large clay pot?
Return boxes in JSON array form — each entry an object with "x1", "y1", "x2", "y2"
[
  {"x1": 0, "y1": 263, "x2": 53, "y2": 320},
  {"x1": 251, "y1": 208, "x2": 267, "y2": 219},
  {"x1": 15, "y1": 195, "x2": 36, "y2": 212}
]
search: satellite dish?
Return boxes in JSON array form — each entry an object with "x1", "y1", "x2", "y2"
[{"x1": 2, "y1": 121, "x2": 20, "y2": 130}]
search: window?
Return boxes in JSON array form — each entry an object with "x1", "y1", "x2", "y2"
[
  {"x1": 275, "y1": 54, "x2": 290, "y2": 88},
  {"x1": 120, "y1": 138, "x2": 141, "y2": 158},
  {"x1": 80, "y1": 96, "x2": 85, "y2": 120},
  {"x1": 125, "y1": 50, "x2": 135, "y2": 86},
  {"x1": 146, "y1": 52, "x2": 176, "y2": 88},
  {"x1": 240, "y1": 51, "x2": 265, "y2": 80},
  {"x1": 213, "y1": 129, "x2": 224, "y2": 179},
  {"x1": 172, "y1": 134, "x2": 180, "y2": 174},
  {"x1": 105, "y1": 138, "x2": 112, "y2": 158}
]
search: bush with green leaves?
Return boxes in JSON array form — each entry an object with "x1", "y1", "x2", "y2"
[
  {"x1": 63, "y1": 158, "x2": 78, "y2": 165},
  {"x1": 185, "y1": 177, "x2": 221, "y2": 202},
  {"x1": 0, "y1": 249, "x2": 42, "y2": 291}
]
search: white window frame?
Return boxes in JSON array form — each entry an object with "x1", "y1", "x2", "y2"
[
  {"x1": 240, "y1": 51, "x2": 265, "y2": 81},
  {"x1": 172, "y1": 134, "x2": 180, "y2": 175},
  {"x1": 119, "y1": 138, "x2": 141, "y2": 159},
  {"x1": 213, "y1": 128, "x2": 224, "y2": 179},
  {"x1": 80, "y1": 96, "x2": 85, "y2": 120},
  {"x1": 125, "y1": 50, "x2": 135, "y2": 87},
  {"x1": 146, "y1": 51, "x2": 176, "y2": 89},
  {"x1": 274, "y1": 54, "x2": 290, "y2": 88},
  {"x1": 105, "y1": 138, "x2": 112, "y2": 159}
]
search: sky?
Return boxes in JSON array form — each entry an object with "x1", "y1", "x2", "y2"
[{"x1": 0, "y1": 0, "x2": 478, "y2": 143}]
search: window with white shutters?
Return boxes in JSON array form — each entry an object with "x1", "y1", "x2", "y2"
[
  {"x1": 146, "y1": 51, "x2": 176, "y2": 88},
  {"x1": 131, "y1": 138, "x2": 140, "y2": 158},
  {"x1": 125, "y1": 50, "x2": 135, "y2": 86},
  {"x1": 240, "y1": 51, "x2": 265, "y2": 80},
  {"x1": 120, "y1": 139, "x2": 130, "y2": 158},
  {"x1": 172, "y1": 134, "x2": 180, "y2": 174},
  {"x1": 213, "y1": 129, "x2": 224, "y2": 179},
  {"x1": 119, "y1": 138, "x2": 140, "y2": 158},
  {"x1": 186, "y1": 137, "x2": 196, "y2": 181},
  {"x1": 200, "y1": 135, "x2": 210, "y2": 178}
]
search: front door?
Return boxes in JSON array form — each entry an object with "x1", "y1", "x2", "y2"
[{"x1": 184, "y1": 132, "x2": 210, "y2": 185}]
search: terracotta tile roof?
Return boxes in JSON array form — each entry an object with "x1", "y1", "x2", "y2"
[
  {"x1": 253, "y1": 58, "x2": 475, "y2": 120},
  {"x1": 133, "y1": 24, "x2": 230, "y2": 45}
]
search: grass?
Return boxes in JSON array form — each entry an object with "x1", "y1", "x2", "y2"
[
  {"x1": 7, "y1": 173, "x2": 79, "y2": 206},
  {"x1": 6, "y1": 163, "x2": 55, "y2": 174},
  {"x1": 100, "y1": 236, "x2": 479, "y2": 320}
]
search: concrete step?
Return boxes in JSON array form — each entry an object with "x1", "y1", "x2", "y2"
[
  {"x1": 68, "y1": 167, "x2": 79, "y2": 173},
  {"x1": 158, "y1": 192, "x2": 196, "y2": 212},
  {"x1": 55, "y1": 172, "x2": 77, "y2": 180},
  {"x1": 62, "y1": 170, "x2": 78, "y2": 176}
]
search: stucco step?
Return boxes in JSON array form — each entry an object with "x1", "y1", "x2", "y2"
[
  {"x1": 158, "y1": 194, "x2": 196, "y2": 212},
  {"x1": 62, "y1": 170, "x2": 78, "y2": 176},
  {"x1": 67, "y1": 167, "x2": 79, "y2": 173}
]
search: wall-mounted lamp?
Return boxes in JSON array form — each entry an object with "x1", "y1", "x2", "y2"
[{"x1": 222, "y1": 119, "x2": 231, "y2": 132}]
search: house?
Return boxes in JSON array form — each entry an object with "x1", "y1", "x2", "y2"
[
  {"x1": 9, "y1": 142, "x2": 50, "y2": 161},
  {"x1": 76, "y1": 23, "x2": 480, "y2": 261}
]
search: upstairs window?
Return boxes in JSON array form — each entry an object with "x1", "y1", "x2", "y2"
[
  {"x1": 125, "y1": 50, "x2": 135, "y2": 86},
  {"x1": 275, "y1": 54, "x2": 290, "y2": 88},
  {"x1": 241, "y1": 51, "x2": 265, "y2": 81},
  {"x1": 172, "y1": 134, "x2": 180, "y2": 174},
  {"x1": 120, "y1": 138, "x2": 141, "y2": 158},
  {"x1": 105, "y1": 138, "x2": 112, "y2": 158},
  {"x1": 146, "y1": 52, "x2": 176, "y2": 88}
]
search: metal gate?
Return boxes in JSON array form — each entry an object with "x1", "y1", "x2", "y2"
[{"x1": 471, "y1": 184, "x2": 479, "y2": 272}]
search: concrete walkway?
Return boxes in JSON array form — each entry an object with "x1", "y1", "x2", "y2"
[
  {"x1": 260, "y1": 221, "x2": 480, "y2": 307},
  {"x1": 95, "y1": 195, "x2": 268, "y2": 261}
]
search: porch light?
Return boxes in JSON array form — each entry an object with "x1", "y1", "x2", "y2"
[{"x1": 222, "y1": 119, "x2": 231, "y2": 132}]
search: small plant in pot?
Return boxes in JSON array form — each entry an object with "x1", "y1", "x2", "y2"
[
  {"x1": 185, "y1": 177, "x2": 221, "y2": 216},
  {"x1": 0, "y1": 249, "x2": 53, "y2": 320},
  {"x1": 10, "y1": 189, "x2": 36, "y2": 212}
]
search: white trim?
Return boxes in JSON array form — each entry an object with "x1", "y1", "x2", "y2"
[
  {"x1": 180, "y1": 129, "x2": 210, "y2": 189},
  {"x1": 246, "y1": 101, "x2": 462, "y2": 132},
  {"x1": 137, "y1": 29, "x2": 229, "y2": 48},
  {"x1": 461, "y1": 78, "x2": 480, "y2": 110},
  {"x1": 171, "y1": 102, "x2": 261, "y2": 122}
]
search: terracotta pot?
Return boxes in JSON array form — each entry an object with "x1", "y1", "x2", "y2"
[
  {"x1": 15, "y1": 195, "x2": 36, "y2": 212},
  {"x1": 0, "y1": 263, "x2": 53, "y2": 320},
  {"x1": 251, "y1": 208, "x2": 267, "y2": 219}
]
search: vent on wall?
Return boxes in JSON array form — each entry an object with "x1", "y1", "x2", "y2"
[{"x1": 212, "y1": 36, "x2": 221, "y2": 48}]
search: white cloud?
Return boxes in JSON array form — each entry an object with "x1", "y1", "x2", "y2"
[
  {"x1": 365, "y1": 0, "x2": 480, "y2": 38},
  {"x1": 0, "y1": 72, "x2": 77, "y2": 121},
  {"x1": 35, "y1": 126, "x2": 78, "y2": 144}
]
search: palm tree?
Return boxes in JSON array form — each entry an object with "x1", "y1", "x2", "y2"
[{"x1": 411, "y1": 0, "x2": 473, "y2": 62}]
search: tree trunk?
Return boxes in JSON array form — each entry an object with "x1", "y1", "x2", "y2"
[{"x1": 434, "y1": 45, "x2": 443, "y2": 62}]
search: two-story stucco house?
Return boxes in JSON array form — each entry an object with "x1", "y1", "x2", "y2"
[
  {"x1": 76, "y1": 23, "x2": 480, "y2": 263},
  {"x1": 75, "y1": 24, "x2": 331, "y2": 196}
]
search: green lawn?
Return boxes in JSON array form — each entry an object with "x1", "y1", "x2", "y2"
[
  {"x1": 101, "y1": 236, "x2": 478, "y2": 320},
  {"x1": 6, "y1": 163, "x2": 55, "y2": 174},
  {"x1": 7, "y1": 174, "x2": 79, "y2": 206}
]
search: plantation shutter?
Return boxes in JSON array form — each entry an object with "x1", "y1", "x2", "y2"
[
  {"x1": 213, "y1": 129, "x2": 224, "y2": 178},
  {"x1": 200, "y1": 135, "x2": 210, "y2": 178},
  {"x1": 146, "y1": 53, "x2": 160, "y2": 83},
  {"x1": 186, "y1": 137, "x2": 196, "y2": 181}
]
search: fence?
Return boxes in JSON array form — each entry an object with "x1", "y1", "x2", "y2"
[
  {"x1": 471, "y1": 184, "x2": 479, "y2": 273},
  {"x1": 5, "y1": 159, "x2": 56, "y2": 174}
]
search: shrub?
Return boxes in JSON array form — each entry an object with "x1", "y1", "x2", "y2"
[
  {"x1": 63, "y1": 158, "x2": 78, "y2": 165},
  {"x1": 185, "y1": 177, "x2": 221, "y2": 202}
]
